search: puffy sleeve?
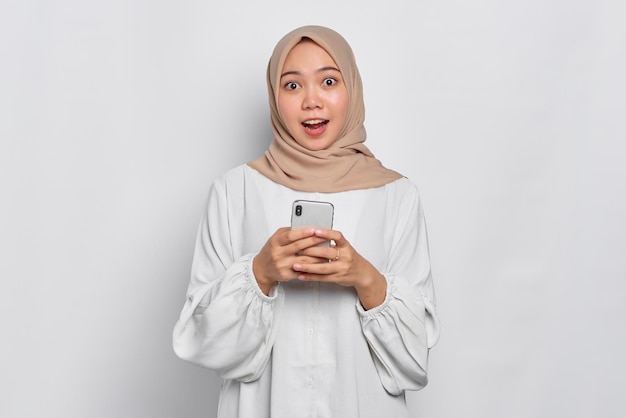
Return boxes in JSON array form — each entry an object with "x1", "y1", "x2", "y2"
[
  {"x1": 358, "y1": 181, "x2": 441, "y2": 395},
  {"x1": 172, "y1": 177, "x2": 284, "y2": 382}
]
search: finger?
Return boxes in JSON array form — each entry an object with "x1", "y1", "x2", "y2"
[
  {"x1": 289, "y1": 235, "x2": 329, "y2": 254},
  {"x1": 294, "y1": 269, "x2": 336, "y2": 283},
  {"x1": 276, "y1": 227, "x2": 315, "y2": 246},
  {"x1": 314, "y1": 229, "x2": 345, "y2": 245},
  {"x1": 293, "y1": 259, "x2": 339, "y2": 275},
  {"x1": 292, "y1": 255, "x2": 328, "y2": 265},
  {"x1": 298, "y1": 245, "x2": 340, "y2": 261}
]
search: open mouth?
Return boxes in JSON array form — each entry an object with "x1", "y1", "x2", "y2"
[{"x1": 302, "y1": 119, "x2": 329, "y2": 133}]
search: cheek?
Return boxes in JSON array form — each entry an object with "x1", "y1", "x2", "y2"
[
  {"x1": 277, "y1": 96, "x2": 299, "y2": 126},
  {"x1": 333, "y1": 95, "x2": 350, "y2": 124},
  {"x1": 325, "y1": 87, "x2": 349, "y2": 117}
]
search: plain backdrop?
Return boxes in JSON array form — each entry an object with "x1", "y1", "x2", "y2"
[{"x1": 1, "y1": 0, "x2": 625, "y2": 417}]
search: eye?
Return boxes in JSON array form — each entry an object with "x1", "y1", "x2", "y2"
[
  {"x1": 284, "y1": 81, "x2": 300, "y2": 90},
  {"x1": 323, "y1": 77, "x2": 337, "y2": 87}
]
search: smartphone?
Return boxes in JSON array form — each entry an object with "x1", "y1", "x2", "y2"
[{"x1": 291, "y1": 200, "x2": 334, "y2": 246}]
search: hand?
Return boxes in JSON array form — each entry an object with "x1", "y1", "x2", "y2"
[
  {"x1": 252, "y1": 227, "x2": 328, "y2": 295},
  {"x1": 292, "y1": 229, "x2": 387, "y2": 310}
]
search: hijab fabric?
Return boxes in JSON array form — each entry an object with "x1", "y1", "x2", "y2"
[{"x1": 248, "y1": 25, "x2": 403, "y2": 193}]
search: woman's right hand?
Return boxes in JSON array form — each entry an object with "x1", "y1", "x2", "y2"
[{"x1": 252, "y1": 227, "x2": 328, "y2": 295}]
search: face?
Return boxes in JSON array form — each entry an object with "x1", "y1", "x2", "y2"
[{"x1": 277, "y1": 40, "x2": 349, "y2": 151}]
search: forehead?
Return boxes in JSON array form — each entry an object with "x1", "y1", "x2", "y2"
[{"x1": 282, "y1": 39, "x2": 338, "y2": 70}]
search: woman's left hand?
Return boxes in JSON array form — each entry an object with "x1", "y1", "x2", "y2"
[{"x1": 292, "y1": 229, "x2": 387, "y2": 310}]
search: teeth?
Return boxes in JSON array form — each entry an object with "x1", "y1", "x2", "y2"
[{"x1": 303, "y1": 120, "x2": 326, "y2": 125}]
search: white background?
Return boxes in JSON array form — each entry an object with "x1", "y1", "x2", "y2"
[{"x1": 1, "y1": 0, "x2": 625, "y2": 417}]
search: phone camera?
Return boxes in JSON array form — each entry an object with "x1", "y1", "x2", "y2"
[{"x1": 295, "y1": 205, "x2": 302, "y2": 216}]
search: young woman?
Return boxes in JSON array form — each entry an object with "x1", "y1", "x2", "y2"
[{"x1": 173, "y1": 25, "x2": 440, "y2": 418}]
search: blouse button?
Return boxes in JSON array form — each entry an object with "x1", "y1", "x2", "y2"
[{"x1": 307, "y1": 328, "x2": 314, "y2": 335}]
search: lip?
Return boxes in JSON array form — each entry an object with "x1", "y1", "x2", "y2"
[{"x1": 301, "y1": 118, "x2": 329, "y2": 137}]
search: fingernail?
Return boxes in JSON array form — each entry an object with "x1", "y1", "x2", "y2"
[{"x1": 293, "y1": 264, "x2": 302, "y2": 271}]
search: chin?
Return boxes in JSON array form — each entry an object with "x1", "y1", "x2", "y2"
[
  {"x1": 296, "y1": 136, "x2": 338, "y2": 152},
  {"x1": 303, "y1": 142, "x2": 331, "y2": 151}
]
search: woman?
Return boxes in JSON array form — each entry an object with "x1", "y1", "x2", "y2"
[{"x1": 173, "y1": 25, "x2": 440, "y2": 418}]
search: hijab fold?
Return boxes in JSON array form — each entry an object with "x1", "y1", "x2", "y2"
[{"x1": 248, "y1": 25, "x2": 403, "y2": 193}]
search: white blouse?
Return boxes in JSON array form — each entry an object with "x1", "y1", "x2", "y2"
[{"x1": 173, "y1": 165, "x2": 440, "y2": 418}]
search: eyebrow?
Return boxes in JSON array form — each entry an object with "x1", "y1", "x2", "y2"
[{"x1": 280, "y1": 66, "x2": 341, "y2": 79}]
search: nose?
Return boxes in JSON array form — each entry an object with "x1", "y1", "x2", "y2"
[{"x1": 302, "y1": 86, "x2": 322, "y2": 109}]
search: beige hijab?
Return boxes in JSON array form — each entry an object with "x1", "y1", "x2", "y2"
[{"x1": 248, "y1": 25, "x2": 403, "y2": 193}]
